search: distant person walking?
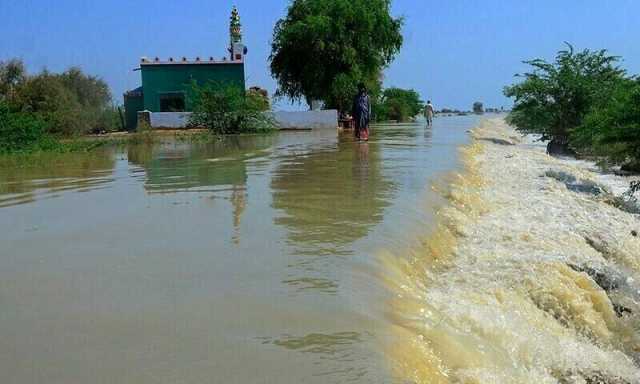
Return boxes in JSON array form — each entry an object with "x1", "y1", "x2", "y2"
[
  {"x1": 425, "y1": 100, "x2": 435, "y2": 126},
  {"x1": 352, "y1": 83, "x2": 371, "y2": 141}
]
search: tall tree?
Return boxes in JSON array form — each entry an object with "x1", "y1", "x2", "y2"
[
  {"x1": 269, "y1": 0, "x2": 403, "y2": 112},
  {"x1": 0, "y1": 59, "x2": 26, "y2": 100}
]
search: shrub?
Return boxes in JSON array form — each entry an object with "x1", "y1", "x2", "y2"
[
  {"x1": 246, "y1": 87, "x2": 271, "y2": 111},
  {"x1": 4, "y1": 60, "x2": 117, "y2": 135},
  {"x1": 0, "y1": 99, "x2": 109, "y2": 154},
  {"x1": 573, "y1": 78, "x2": 640, "y2": 169},
  {"x1": 14, "y1": 73, "x2": 83, "y2": 135},
  {"x1": 0, "y1": 100, "x2": 54, "y2": 153},
  {"x1": 504, "y1": 44, "x2": 626, "y2": 149},
  {"x1": 373, "y1": 87, "x2": 423, "y2": 122},
  {"x1": 188, "y1": 82, "x2": 277, "y2": 135}
]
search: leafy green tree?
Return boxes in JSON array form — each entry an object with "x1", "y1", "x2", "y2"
[
  {"x1": 573, "y1": 78, "x2": 640, "y2": 169},
  {"x1": 11, "y1": 66, "x2": 117, "y2": 135},
  {"x1": 473, "y1": 101, "x2": 484, "y2": 114},
  {"x1": 60, "y1": 67, "x2": 117, "y2": 133},
  {"x1": 15, "y1": 72, "x2": 83, "y2": 135},
  {"x1": 269, "y1": 0, "x2": 403, "y2": 112},
  {"x1": 0, "y1": 59, "x2": 26, "y2": 101},
  {"x1": 504, "y1": 44, "x2": 625, "y2": 152},
  {"x1": 60, "y1": 67, "x2": 111, "y2": 109},
  {"x1": 374, "y1": 87, "x2": 423, "y2": 122},
  {"x1": 188, "y1": 82, "x2": 276, "y2": 135}
]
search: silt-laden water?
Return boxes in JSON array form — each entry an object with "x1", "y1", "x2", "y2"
[{"x1": 0, "y1": 117, "x2": 478, "y2": 383}]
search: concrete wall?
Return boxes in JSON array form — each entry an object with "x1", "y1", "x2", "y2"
[
  {"x1": 150, "y1": 112, "x2": 193, "y2": 129},
  {"x1": 270, "y1": 110, "x2": 338, "y2": 130},
  {"x1": 144, "y1": 110, "x2": 338, "y2": 130}
]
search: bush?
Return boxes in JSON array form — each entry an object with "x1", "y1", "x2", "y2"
[
  {"x1": 246, "y1": 87, "x2": 271, "y2": 111},
  {"x1": 3, "y1": 60, "x2": 117, "y2": 136},
  {"x1": 0, "y1": 99, "x2": 109, "y2": 154},
  {"x1": 373, "y1": 87, "x2": 423, "y2": 122},
  {"x1": 573, "y1": 78, "x2": 640, "y2": 168},
  {"x1": 504, "y1": 44, "x2": 625, "y2": 148},
  {"x1": 14, "y1": 72, "x2": 83, "y2": 135},
  {"x1": 188, "y1": 82, "x2": 277, "y2": 135},
  {"x1": 0, "y1": 100, "x2": 49, "y2": 153}
]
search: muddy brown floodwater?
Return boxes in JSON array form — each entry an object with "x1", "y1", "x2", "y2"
[{"x1": 1, "y1": 116, "x2": 478, "y2": 384}]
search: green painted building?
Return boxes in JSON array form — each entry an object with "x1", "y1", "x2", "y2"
[{"x1": 124, "y1": 7, "x2": 247, "y2": 130}]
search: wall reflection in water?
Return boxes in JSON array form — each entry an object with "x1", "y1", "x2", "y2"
[{"x1": 127, "y1": 135, "x2": 276, "y2": 244}]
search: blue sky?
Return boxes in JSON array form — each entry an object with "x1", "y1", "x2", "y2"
[{"x1": 1, "y1": 0, "x2": 639, "y2": 110}]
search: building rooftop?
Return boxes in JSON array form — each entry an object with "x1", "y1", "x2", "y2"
[
  {"x1": 124, "y1": 86, "x2": 143, "y2": 97},
  {"x1": 140, "y1": 57, "x2": 243, "y2": 66}
]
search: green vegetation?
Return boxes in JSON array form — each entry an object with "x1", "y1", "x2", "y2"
[
  {"x1": 504, "y1": 45, "x2": 625, "y2": 150},
  {"x1": 440, "y1": 108, "x2": 470, "y2": 116},
  {"x1": 573, "y1": 78, "x2": 640, "y2": 170},
  {"x1": 269, "y1": 0, "x2": 403, "y2": 113},
  {"x1": 505, "y1": 44, "x2": 640, "y2": 171},
  {"x1": 0, "y1": 100, "x2": 50, "y2": 153},
  {"x1": 373, "y1": 87, "x2": 423, "y2": 122},
  {"x1": 188, "y1": 82, "x2": 276, "y2": 135},
  {"x1": 0, "y1": 58, "x2": 121, "y2": 153},
  {"x1": 0, "y1": 99, "x2": 107, "y2": 154},
  {"x1": 247, "y1": 87, "x2": 271, "y2": 111}
]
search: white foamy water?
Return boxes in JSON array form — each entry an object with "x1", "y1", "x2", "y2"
[{"x1": 385, "y1": 118, "x2": 640, "y2": 384}]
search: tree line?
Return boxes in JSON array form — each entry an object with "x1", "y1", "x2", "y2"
[
  {"x1": 505, "y1": 44, "x2": 640, "y2": 171},
  {"x1": 0, "y1": 59, "x2": 120, "y2": 153}
]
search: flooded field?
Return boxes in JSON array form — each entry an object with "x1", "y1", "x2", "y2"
[{"x1": 1, "y1": 116, "x2": 479, "y2": 384}]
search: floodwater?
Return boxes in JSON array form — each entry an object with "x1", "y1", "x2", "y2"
[{"x1": 0, "y1": 116, "x2": 478, "y2": 384}]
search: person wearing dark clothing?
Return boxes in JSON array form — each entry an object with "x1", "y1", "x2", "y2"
[{"x1": 352, "y1": 83, "x2": 371, "y2": 141}]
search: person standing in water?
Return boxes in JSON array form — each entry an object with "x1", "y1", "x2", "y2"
[
  {"x1": 352, "y1": 83, "x2": 371, "y2": 141},
  {"x1": 425, "y1": 100, "x2": 435, "y2": 126}
]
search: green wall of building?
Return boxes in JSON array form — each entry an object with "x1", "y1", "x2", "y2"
[
  {"x1": 140, "y1": 63, "x2": 245, "y2": 112},
  {"x1": 124, "y1": 89, "x2": 144, "y2": 131}
]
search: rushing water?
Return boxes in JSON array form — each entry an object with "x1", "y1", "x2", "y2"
[{"x1": 0, "y1": 116, "x2": 479, "y2": 384}]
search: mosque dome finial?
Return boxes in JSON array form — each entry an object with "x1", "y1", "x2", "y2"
[{"x1": 230, "y1": 6, "x2": 242, "y2": 44}]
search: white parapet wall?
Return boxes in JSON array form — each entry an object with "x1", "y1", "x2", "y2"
[
  {"x1": 149, "y1": 112, "x2": 193, "y2": 129},
  {"x1": 269, "y1": 110, "x2": 338, "y2": 130},
  {"x1": 144, "y1": 110, "x2": 338, "y2": 130}
]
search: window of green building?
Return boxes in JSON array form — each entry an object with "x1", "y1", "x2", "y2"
[{"x1": 159, "y1": 92, "x2": 186, "y2": 112}]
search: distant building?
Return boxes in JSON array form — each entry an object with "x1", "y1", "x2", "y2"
[{"x1": 124, "y1": 7, "x2": 247, "y2": 130}]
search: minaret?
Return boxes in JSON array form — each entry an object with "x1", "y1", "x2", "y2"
[{"x1": 229, "y1": 6, "x2": 246, "y2": 61}]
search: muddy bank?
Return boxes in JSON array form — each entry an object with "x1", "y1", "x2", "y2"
[{"x1": 386, "y1": 118, "x2": 640, "y2": 383}]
